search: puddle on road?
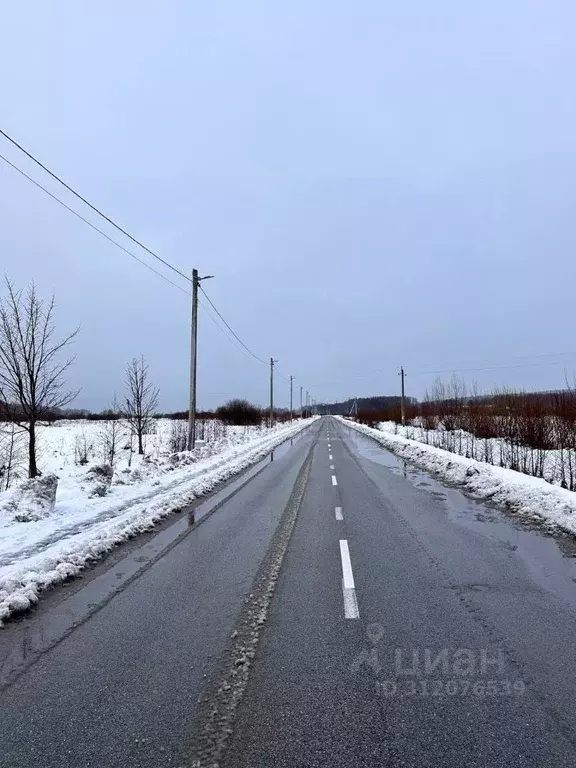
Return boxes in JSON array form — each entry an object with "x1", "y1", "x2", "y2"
[{"x1": 345, "y1": 426, "x2": 576, "y2": 598}]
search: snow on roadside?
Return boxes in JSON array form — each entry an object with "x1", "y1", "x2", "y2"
[
  {"x1": 337, "y1": 417, "x2": 576, "y2": 537},
  {"x1": 0, "y1": 419, "x2": 315, "y2": 626}
]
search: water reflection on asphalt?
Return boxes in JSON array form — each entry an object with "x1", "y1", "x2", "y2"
[{"x1": 344, "y1": 425, "x2": 576, "y2": 603}]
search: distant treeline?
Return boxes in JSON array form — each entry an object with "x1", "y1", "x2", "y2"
[
  {"x1": 317, "y1": 395, "x2": 416, "y2": 416},
  {"x1": 0, "y1": 401, "x2": 295, "y2": 424},
  {"x1": 0, "y1": 404, "x2": 219, "y2": 422},
  {"x1": 355, "y1": 387, "x2": 575, "y2": 427}
]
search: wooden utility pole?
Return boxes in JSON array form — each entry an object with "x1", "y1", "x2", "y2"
[
  {"x1": 269, "y1": 358, "x2": 275, "y2": 428},
  {"x1": 187, "y1": 269, "x2": 213, "y2": 451},
  {"x1": 290, "y1": 375, "x2": 293, "y2": 421},
  {"x1": 399, "y1": 366, "x2": 406, "y2": 426},
  {"x1": 187, "y1": 269, "x2": 199, "y2": 451},
  {"x1": 300, "y1": 386, "x2": 303, "y2": 417}
]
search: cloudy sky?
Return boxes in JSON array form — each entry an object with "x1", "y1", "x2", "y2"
[{"x1": 1, "y1": 1, "x2": 575, "y2": 411}]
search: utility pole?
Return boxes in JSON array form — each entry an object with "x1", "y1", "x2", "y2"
[
  {"x1": 188, "y1": 269, "x2": 214, "y2": 451},
  {"x1": 269, "y1": 358, "x2": 276, "y2": 428},
  {"x1": 289, "y1": 375, "x2": 293, "y2": 421},
  {"x1": 306, "y1": 390, "x2": 309, "y2": 418},
  {"x1": 399, "y1": 366, "x2": 406, "y2": 426},
  {"x1": 300, "y1": 386, "x2": 303, "y2": 418},
  {"x1": 349, "y1": 397, "x2": 358, "y2": 418}
]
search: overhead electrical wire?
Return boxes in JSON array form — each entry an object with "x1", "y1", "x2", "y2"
[
  {"x1": 410, "y1": 350, "x2": 576, "y2": 371},
  {"x1": 0, "y1": 150, "x2": 300, "y2": 385},
  {"x1": 274, "y1": 364, "x2": 293, "y2": 385},
  {"x1": 198, "y1": 288, "x2": 301, "y2": 388},
  {"x1": 197, "y1": 295, "x2": 267, "y2": 365},
  {"x1": 410, "y1": 359, "x2": 574, "y2": 376},
  {"x1": 0, "y1": 152, "x2": 190, "y2": 296},
  {"x1": 0, "y1": 127, "x2": 190, "y2": 283},
  {"x1": 0, "y1": 128, "x2": 307, "y2": 394},
  {"x1": 305, "y1": 357, "x2": 575, "y2": 389},
  {"x1": 198, "y1": 285, "x2": 268, "y2": 366}
]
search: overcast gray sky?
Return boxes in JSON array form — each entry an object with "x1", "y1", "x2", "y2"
[{"x1": 1, "y1": 1, "x2": 575, "y2": 411}]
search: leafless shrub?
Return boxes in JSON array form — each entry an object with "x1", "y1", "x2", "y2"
[
  {"x1": 407, "y1": 376, "x2": 576, "y2": 490},
  {"x1": 215, "y1": 399, "x2": 262, "y2": 426},
  {"x1": 98, "y1": 396, "x2": 124, "y2": 466},
  {"x1": 0, "y1": 421, "x2": 26, "y2": 490},
  {"x1": 169, "y1": 420, "x2": 188, "y2": 453},
  {"x1": 74, "y1": 429, "x2": 91, "y2": 466}
]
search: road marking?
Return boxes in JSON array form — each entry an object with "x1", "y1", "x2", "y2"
[
  {"x1": 335, "y1": 506, "x2": 343, "y2": 520},
  {"x1": 339, "y1": 540, "x2": 355, "y2": 588},
  {"x1": 331, "y1": 474, "x2": 338, "y2": 486},
  {"x1": 330, "y1": 464, "x2": 335, "y2": 470},
  {"x1": 329, "y1": 454, "x2": 333, "y2": 460},
  {"x1": 328, "y1": 443, "x2": 331, "y2": 449},
  {"x1": 339, "y1": 539, "x2": 359, "y2": 619},
  {"x1": 343, "y1": 588, "x2": 359, "y2": 619}
]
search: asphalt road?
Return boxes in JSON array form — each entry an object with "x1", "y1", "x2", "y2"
[{"x1": 2, "y1": 416, "x2": 576, "y2": 767}]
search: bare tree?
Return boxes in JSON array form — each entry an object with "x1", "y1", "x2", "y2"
[
  {"x1": 0, "y1": 278, "x2": 79, "y2": 477},
  {"x1": 124, "y1": 356, "x2": 159, "y2": 455}
]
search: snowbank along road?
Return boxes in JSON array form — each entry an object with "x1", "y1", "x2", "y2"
[{"x1": 1, "y1": 416, "x2": 576, "y2": 767}]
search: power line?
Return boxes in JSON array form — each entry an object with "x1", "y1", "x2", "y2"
[
  {"x1": 198, "y1": 285, "x2": 268, "y2": 366},
  {"x1": 197, "y1": 295, "x2": 267, "y2": 365},
  {"x1": 274, "y1": 364, "x2": 292, "y2": 385},
  {"x1": 198, "y1": 288, "x2": 299, "y2": 389},
  {"x1": 0, "y1": 127, "x2": 190, "y2": 283},
  {"x1": 411, "y1": 359, "x2": 574, "y2": 376},
  {"x1": 0, "y1": 130, "x2": 309, "y2": 406},
  {"x1": 197, "y1": 289, "x2": 299, "y2": 398},
  {"x1": 0, "y1": 129, "x2": 310, "y2": 396},
  {"x1": 305, "y1": 357, "x2": 576, "y2": 389},
  {"x1": 0, "y1": 151, "x2": 191, "y2": 296},
  {"x1": 2, "y1": 146, "x2": 293, "y2": 382},
  {"x1": 411, "y1": 350, "x2": 576, "y2": 371}
]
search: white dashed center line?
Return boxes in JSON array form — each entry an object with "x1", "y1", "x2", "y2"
[
  {"x1": 331, "y1": 474, "x2": 338, "y2": 486},
  {"x1": 329, "y1": 454, "x2": 333, "y2": 460},
  {"x1": 339, "y1": 540, "x2": 359, "y2": 619},
  {"x1": 330, "y1": 464, "x2": 335, "y2": 470},
  {"x1": 335, "y1": 506, "x2": 343, "y2": 520}
]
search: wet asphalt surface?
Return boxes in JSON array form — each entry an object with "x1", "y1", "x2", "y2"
[
  {"x1": 0, "y1": 426, "x2": 318, "y2": 768},
  {"x1": 226, "y1": 418, "x2": 576, "y2": 767},
  {"x1": 2, "y1": 417, "x2": 576, "y2": 766}
]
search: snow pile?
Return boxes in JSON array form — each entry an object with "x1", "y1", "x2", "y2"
[
  {"x1": 8, "y1": 475, "x2": 59, "y2": 522},
  {"x1": 376, "y1": 420, "x2": 576, "y2": 490},
  {"x1": 0, "y1": 418, "x2": 315, "y2": 625},
  {"x1": 83, "y1": 464, "x2": 114, "y2": 498},
  {"x1": 338, "y1": 417, "x2": 576, "y2": 536}
]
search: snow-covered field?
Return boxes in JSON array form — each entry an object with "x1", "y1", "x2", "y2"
[
  {"x1": 338, "y1": 417, "x2": 576, "y2": 537},
  {"x1": 0, "y1": 418, "x2": 313, "y2": 625}
]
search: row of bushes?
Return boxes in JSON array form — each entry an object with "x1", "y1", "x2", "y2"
[{"x1": 357, "y1": 378, "x2": 576, "y2": 491}]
